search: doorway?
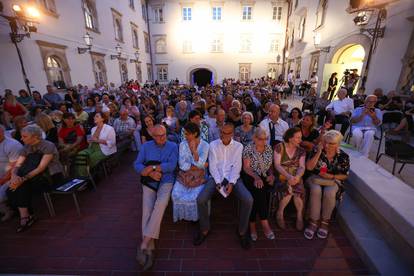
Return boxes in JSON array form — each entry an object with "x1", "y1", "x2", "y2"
[
  {"x1": 192, "y1": 68, "x2": 213, "y2": 87},
  {"x1": 321, "y1": 44, "x2": 366, "y2": 97}
]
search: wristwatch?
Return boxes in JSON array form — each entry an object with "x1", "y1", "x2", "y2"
[{"x1": 152, "y1": 165, "x2": 157, "y2": 171}]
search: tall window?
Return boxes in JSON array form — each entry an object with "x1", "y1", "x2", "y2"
[
  {"x1": 94, "y1": 61, "x2": 107, "y2": 85},
  {"x1": 83, "y1": 1, "x2": 98, "y2": 31},
  {"x1": 129, "y1": 0, "x2": 134, "y2": 10},
  {"x1": 183, "y1": 7, "x2": 192, "y2": 21},
  {"x1": 157, "y1": 65, "x2": 168, "y2": 81},
  {"x1": 119, "y1": 60, "x2": 128, "y2": 83},
  {"x1": 154, "y1": 8, "x2": 164, "y2": 22},
  {"x1": 316, "y1": 0, "x2": 327, "y2": 28},
  {"x1": 240, "y1": 34, "x2": 252, "y2": 53},
  {"x1": 267, "y1": 64, "x2": 278, "y2": 79},
  {"x1": 40, "y1": 0, "x2": 57, "y2": 13},
  {"x1": 147, "y1": 64, "x2": 152, "y2": 81},
  {"x1": 144, "y1": 32, "x2": 150, "y2": 53},
  {"x1": 239, "y1": 64, "x2": 251, "y2": 82},
  {"x1": 212, "y1": 7, "x2": 222, "y2": 21},
  {"x1": 183, "y1": 40, "x2": 192, "y2": 53},
  {"x1": 136, "y1": 63, "x2": 142, "y2": 82},
  {"x1": 155, "y1": 38, "x2": 167, "y2": 53},
  {"x1": 272, "y1": 6, "x2": 282, "y2": 21},
  {"x1": 211, "y1": 36, "x2": 223, "y2": 53},
  {"x1": 298, "y1": 16, "x2": 306, "y2": 40},
  {"x1": 142, "y1": 4, "x2": 147, "y2": 21},
  {"x1": 114, "y1": 18, "x2": 123, "y2": 41},
  {"x1": 242, "y1": 6, "x2": 252, "y2": 20},
  {"x1": 46, "y1": 56, "x2": 64, "y2": 87},
  {"x1": 270, "y1": 38, "x2": 279, "y2": 53},
  {"x1": 132, "y1": 27, "x2": 139, "y2": 49}
]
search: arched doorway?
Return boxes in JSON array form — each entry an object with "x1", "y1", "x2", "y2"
[
  {"x1": 321, "y1": 43, "x2": 366, "y2": 97},
  {"x1": 192, "y1": 68, "x2": 213, "y2": 87}
]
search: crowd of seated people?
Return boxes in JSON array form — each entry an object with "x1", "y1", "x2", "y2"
[{"x1": 1, "y1": 76, "x2": 412, "y2": 271}]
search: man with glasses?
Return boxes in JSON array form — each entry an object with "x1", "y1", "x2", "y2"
[
  {"x1": 194, "y1": 124, "x2": 253, "y2": 249},
  {"x1": 351, "y1": 95, "x2": 382, "y2": 157},
  {"x1": 134, "y1": 125, "x2": 178, "y2": 270}
]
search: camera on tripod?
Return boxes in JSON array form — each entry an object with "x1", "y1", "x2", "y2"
[{"x1": 343, "y1": 69, "x2": 351, "y2": 75}]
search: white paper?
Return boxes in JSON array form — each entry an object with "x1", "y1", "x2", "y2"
[{"x1": 218, "y1": 186, "x2": 228, "y2": 198}]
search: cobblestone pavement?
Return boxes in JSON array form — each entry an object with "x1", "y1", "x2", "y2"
[{"x1": 0, "y1": 152, "x2": 368, "y2": 275}]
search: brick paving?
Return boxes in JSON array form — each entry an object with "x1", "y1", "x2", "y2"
[{"x1": 0, "y1": 152, "x2": 369, "y2": 275}]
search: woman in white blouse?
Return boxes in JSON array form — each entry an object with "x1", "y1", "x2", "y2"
[{"x1": 75, "y1": 112, "x2": 116, "y2": 176}]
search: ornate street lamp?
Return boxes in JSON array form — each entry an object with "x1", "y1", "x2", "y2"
[
  {"x1": 111, "y1": 44, "x2": 122, "y2": 59},
  {"x1": 78, "y1": 32, "x2": 93, "y2": 54},
  {"x1": 0, "y1": 3, "x2": 41, "y2": 95}
]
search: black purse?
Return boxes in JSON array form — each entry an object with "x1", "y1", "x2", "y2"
[
  {"x1": 17, "y1": 152, "x2": 43, "y2": 177},
  {"x1": 141, "y1": 160, "x2": 161, "y2": 191}
]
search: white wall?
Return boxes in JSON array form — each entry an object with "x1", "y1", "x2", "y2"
[
  {"x1": 0, "y1": 0, "x2": 152, "y2": 94},
  {"x1": 288, "y1": 0, "x2": 414, "y2": 94},
  {"x1": 148, "y1": 0, "x2": 288, "y2": 83}
]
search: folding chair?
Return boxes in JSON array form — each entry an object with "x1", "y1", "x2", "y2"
[
  {"x1": 376, "y1": 135, "x2": 414, "y2": 175},
  {"x1": 43, "y1": 177, "x2": 88, "y2": 217}
]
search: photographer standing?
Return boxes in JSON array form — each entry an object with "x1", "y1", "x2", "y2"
[{"x1": 351, "y1": 95, "x2": 382, "y2": 157}]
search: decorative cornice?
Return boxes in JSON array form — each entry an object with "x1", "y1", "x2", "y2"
[{"x1": 36, "y1": 40, "x2": 67, "y2": 49}]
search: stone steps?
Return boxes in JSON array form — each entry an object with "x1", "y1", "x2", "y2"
[{"x1": 338, "y1": 147, "x2": 414, "y2": 275}]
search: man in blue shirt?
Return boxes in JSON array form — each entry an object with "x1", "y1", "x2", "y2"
[
  {"x1": 134, "y1": 125, "x2": 178, "y2": 270},
  {"x1": 351, "y1": 95, "x2": 383, "y2": 157},
  {"x1": 43, "y1": 85, "x2": 63, "y2": 110}
]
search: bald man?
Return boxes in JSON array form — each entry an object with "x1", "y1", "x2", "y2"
[
  {"x1": 134, "y1": 125, "x2": 178, "y2": 270},
  {"x1": 258, "y1": 104, "x2": 289, "y2": 147}
]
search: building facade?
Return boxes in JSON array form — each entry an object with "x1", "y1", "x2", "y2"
[
  {"x1": 285, "y1": 0, "x2": 414, "y2": 95},
  {"x1": 0, "y1": 0, "x2": 152, "y2": 93},
  {"x1": 147, "y1": 0, "x2": 288, "y2": 85}
]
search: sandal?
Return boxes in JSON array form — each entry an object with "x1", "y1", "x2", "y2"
[
  {"x1": 317, "y1": 220, "x2": 330, "y2": 239},
  {"x1": 304, "y1": 220, "x2": 318, "y2": 240},
  {"x1": 16, "y1": 215, "x2": 36, "y2": 233},
  {"x1": 250, "y1": 232, "x2": 258, "y2": 242},
  {"x1": 265, "y1": 231, "x2": 275, "y2": 240}
]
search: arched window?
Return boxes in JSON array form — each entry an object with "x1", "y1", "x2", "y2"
[
  {"x1": 115, "y1": 18, "x2": 123, "y2": 41},
  {"x1": 84, "y1": 2, "x2": 94, "y2": 29},
  {"x1": 46, "y1": 56, "x2": 65, "y2": 88},
  {"x1": 155, "y1": 39, "x2": 166, "y2": 53}
]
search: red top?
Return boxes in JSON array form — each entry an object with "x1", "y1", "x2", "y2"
[
  {"x1": 3, "y1": 102, "x2": 26, "y2": 118},
  {"x1": 58, "y1": 125, "x2": 87, "y2": 149}
]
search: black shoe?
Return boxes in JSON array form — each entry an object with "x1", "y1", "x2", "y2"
[
  {"x1": 193, "y1": 230, "x2": 209, "y2": 246},
  {"x1": 16, "y1": 215, "x2": 36, "y2": 233},
  {"x1": 239, "y1": 233, "x2": 251, "y2": 250}
]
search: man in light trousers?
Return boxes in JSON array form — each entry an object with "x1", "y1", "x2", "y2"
[{"x1": 134, "y1": 125, "x2": 178, "y2": 270}]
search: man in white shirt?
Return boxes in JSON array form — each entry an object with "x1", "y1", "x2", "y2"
[
  {"x1": 259, "y1": 104, "x2": 289, "y2": 148},
  {"x1": 326, "y1": 88, "x2": 354, "y2": 135},
  {"x1": 287, "y1": 70, "x2": 294, "y2": 93},
  {"x1": 194, "y1": 124, "x2": 253, "y2": 249}
]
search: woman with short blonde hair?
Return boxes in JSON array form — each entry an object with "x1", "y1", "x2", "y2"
[{"x1": 304, "y1": 130, "x2": 349, "y2": 240}]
